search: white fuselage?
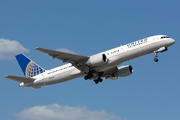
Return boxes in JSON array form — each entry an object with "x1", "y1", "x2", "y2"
[{"x1": 23, "y1": 35, "x2": 175, "y2": 87}]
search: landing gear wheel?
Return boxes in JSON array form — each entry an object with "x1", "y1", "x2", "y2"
[
  {"x1": 84, "y1": 76, "x2": 89, "y2": 80},
  {"x1": 84, "y1": 73, "x2": 93, "y2": 80},
  {"x1": 154, "y1": 58, "x2": 158, "y2": 62},
  {"x1": 154, "y1": 51, "x2": 159, "y2": 62},
  {"x1": 98, "y1": 78, "x2": 103, "y2": 82},
  {"x1": 94, "y1": 79, "x2": 99, "y2": 84}
]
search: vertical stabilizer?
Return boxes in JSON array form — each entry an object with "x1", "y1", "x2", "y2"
[{"x1": 15, "y1": 54, "x2": 45, "y2": 78}]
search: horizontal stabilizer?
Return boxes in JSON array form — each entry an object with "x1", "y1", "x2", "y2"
[{"x1": 5, "y1": 75, "x2": 35, "y2": 83}]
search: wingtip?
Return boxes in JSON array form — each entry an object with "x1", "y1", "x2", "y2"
[
  {"x1": 4, "y1": 75, "x2": 9, "y2": 78},
  {"x1": 35, "y1": 47, "x2": 41, "y2": 50}
]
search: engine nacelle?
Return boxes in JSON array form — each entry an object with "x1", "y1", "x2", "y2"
[
  {"x1": 115, "y1": 65, "x2": 133, "y2": 77},
  {"x1": 86, "y1": 54, "x2": 107, "y2": 66}
]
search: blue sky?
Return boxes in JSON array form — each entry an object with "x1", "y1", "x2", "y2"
[{"x1": 0, "y1": 0, "x2": 179, "y2": 120}]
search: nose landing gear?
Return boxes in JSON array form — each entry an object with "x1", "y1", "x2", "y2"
[
  {"x1": 153, "y1": 47, "x2": 168, "y2": 62},
  {"x1": 154, "y1": 52, "x2": 159, "y2": 62},
  {"x1": 154, "y1": 57, "x2": 158, "y2": 62}
]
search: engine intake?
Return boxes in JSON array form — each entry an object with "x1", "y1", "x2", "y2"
[
  {"x1": 86, "y1": 54, "x2": 107, "y2": 66},
  {"x1": 115, "y1": 65, "x2": 133, "y2": 77}
]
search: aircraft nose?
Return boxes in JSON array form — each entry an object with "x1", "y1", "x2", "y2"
[
  {"x1": 165, "y1": 38, "x2": 175, "y2": 47},
  {"x1": 170, "y1": 38, "x2": 175, "y2": 45}
]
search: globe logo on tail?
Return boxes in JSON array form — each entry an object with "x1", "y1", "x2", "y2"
[{"x1": 26, "y1": 61, "x2": 45, "y2": 78}]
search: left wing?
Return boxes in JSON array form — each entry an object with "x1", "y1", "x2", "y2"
[{"x1": 35, "y1": 47, "x2": 89, "y2": 71}]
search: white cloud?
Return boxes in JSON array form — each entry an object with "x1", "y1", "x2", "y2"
[
  {"x1": 124, "y1": 117, "x2": 129, "y2": 120},
  {"x1": 55, "y1": 48, "x2": 76, "y2": 54},
  {"x1": 0, "y1": 38, "x2": 29, "y2": 60},
  {"x1": 13, "y1": 104, "x2": 120, "y2": 120}
]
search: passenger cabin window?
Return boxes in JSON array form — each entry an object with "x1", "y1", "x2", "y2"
[{"x1": 161, "y1": 36, "x2": 169, "y2": 39}]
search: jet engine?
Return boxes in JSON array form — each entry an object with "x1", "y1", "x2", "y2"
[
  {"x1": 114, "y1": 65, "x2": 133, "y2": 77},
  {"x1": 86, "y1": 54, "x2": 107, "y2": 66}
]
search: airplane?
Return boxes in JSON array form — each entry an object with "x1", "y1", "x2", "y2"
[{"x1": 5, "y1": 35, "x2": 175, "y2": 89}]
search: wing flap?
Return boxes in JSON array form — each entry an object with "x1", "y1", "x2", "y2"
[
  {"x1": 5, "y1": 75, "x2": 35, "y2": 83},
  {"x1": 102, "y1": 66, "x2": 119, "y2": 80}
]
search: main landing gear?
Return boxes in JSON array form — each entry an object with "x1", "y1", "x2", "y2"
[
  {"x1": 84, "y1": 71, "x2": 103, "y2": 84},
  {"x1": 94, "y1": 78, "x2": 103, "y2": 84},
  {"x1": 84, "y1": 73, "x2": 92, "y2": 80},
  {"x1": 93, "y1": 72, "x2": 103, "y2": 84}
]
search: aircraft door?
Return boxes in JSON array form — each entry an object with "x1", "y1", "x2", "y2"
[
  {"x1": 120, "y1": 46, "x2": 124, "y2": 53},
  {"x1": 153, "y1": 37, "x2": 156, "y2": 43},
  {"x1": 120, "y1": 45, "x2": 127, "y2": 53},
  {"x1": 41, "y1": 73, "x2": 45, "y2": 79}
]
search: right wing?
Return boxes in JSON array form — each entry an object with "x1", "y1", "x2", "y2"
[
  {"x1": 5, "y1": 75, "x2": 35, "y2": 83},
  {"x1": 102, "y1": 67, "x2": 119, "y2": 80}
]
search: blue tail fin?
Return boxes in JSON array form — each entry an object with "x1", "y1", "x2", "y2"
[{"x1": 15, "y1": 54, "x2": 45, "y2": 78}]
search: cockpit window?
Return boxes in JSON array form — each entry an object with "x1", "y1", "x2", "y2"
[{"x1": 161, "y1": 36, "x2": 169, "y2": 39}]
